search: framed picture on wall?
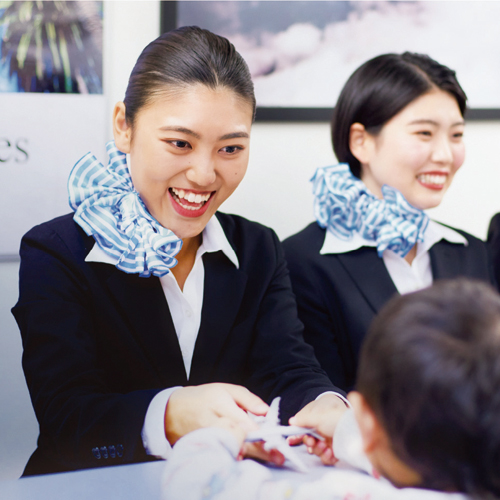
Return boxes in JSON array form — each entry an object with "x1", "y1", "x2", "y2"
[
  {"x1": 161, "y1": 1, "x2": 500, "y2": 122},
  {"x1": 0, "y1": 1, "x2": 103, "y2": 93}
]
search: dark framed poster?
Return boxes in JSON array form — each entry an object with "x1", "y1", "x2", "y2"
[
  {"x1": 161, "y1": 1, "x2": 500, "y2": 122},
  {"x1": 0, "y1": 1, "x2": 103, "y2": 94}
]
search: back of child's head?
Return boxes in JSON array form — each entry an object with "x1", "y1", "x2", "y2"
[{"x1": 357, "y1": 279, "x2": 500, "y2": 498}]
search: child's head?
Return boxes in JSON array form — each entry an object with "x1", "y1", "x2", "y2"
[{"x1": 350, "y1": 279, "x2": 500, "y2": 497}]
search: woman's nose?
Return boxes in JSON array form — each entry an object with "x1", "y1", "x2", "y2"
[
  {"x1": 185, "y1": 158, "x2": 217, "y2": 186},
  {"x1": 431, "y1": 136, "x2": 454, "y2": 164}
]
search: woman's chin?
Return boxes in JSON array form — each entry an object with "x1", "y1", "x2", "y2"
[
  {"x1": 163, "y1": 215, "x2": 212, "y2": 242},
  {"x1": 406, "y1": 190, "x2": 448, "y2": 211}
]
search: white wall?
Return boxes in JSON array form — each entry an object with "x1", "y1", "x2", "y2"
[
  {"x1": 2, "y1": 0, "x2": 500, "y2": 482},
  {"x1": 104, "y1": 0, "x2": 162, "y2": 139},
  {"x1": 0, "y1": 262, "x2": 38, "y2": 481}
]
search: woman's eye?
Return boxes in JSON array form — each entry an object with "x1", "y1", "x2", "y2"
[
  {"x1": 453, "y1": 131, "x2": 464, "y2": 139},
  {"x1": 417, "y1": 130, "x2": 432, "y2": 137},
  {"x1": 220, "y1": 145, "x2": 242, "y2": 154},
  {"x1": 169, "y1": 140, "x2": 191, "y2": 150}
]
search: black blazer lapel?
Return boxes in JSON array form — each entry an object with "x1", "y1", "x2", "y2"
[
  {"x1": 336, "y1": 247, "x2": 398, "y2": 313},
  {"x1": 189, "y1": 251, "x2": 247, "y2": 384},
  {"x1": 429, "y1": 240, "x2": 461, "y2": 280},
  {"x1": 103, "y1": 267, "x2": 187, "y2": 386}
]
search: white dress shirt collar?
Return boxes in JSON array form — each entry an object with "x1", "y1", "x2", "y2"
[
  {"x1": 320, "y1": 219, "x2": 467, "y2": 256},
  {"x1": 198, "y1": 215, "x2": 239, "y2": 268},
  {"x1": 320, "y1": 220, "x2": 468, "y2": 296},
  {"x1": 85, "y1": 214, "x2": 240, "y2": 269}
]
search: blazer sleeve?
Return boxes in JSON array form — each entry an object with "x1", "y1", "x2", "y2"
[
  {"x1": 282, "y1": 231, "x2": 354, "y2": 391},
  {"x1": 12, "y1": 221, "x2": 162, "y2": 474},
  {"x1": 240, "y1": 227, "x2": 341, "y2": 423}
]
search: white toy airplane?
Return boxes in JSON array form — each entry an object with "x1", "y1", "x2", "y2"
[{"x1": 245, "y1": 397, "x2": 324, "y2": 472}]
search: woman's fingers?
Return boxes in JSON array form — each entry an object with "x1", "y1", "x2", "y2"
[
  {"x1": 289, "y1": 394, "x2": 347, "y2": 440},
  {"x1": 164, "y1": 383, "x2": 265, "y2": 445},
  {"x1": 164, "y1": 383, "x2": 290, "y2": 467},
  {"x1": 222, "y1": 383, "x2": 269, "y2": 416},
  {"x1": 213, "y1": 387, "x2": 262, "y2": 432}
]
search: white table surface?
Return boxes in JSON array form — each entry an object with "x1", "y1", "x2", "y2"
[{"x1": 0, "y1": 446, "x2": 327, "y2": 500}]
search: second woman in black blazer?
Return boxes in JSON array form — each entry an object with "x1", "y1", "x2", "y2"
[{"x1": 283, "y1": 53, "x2": 494, "y2": 392}]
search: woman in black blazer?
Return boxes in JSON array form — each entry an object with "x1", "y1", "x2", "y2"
[
  {"x1": 283, "y1": 53, "x2": 494, "y2": 392},
  {"x1": 12, "y1": 27, "x2": 344, "y2": 476}
]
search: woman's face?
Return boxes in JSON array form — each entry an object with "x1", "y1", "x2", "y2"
[
  {"x1": 357, "y1": 89, "x2": 465, "y2": 210},
  {"x1": 114, "y1": 84, "x2": 253, "y2": 240}
]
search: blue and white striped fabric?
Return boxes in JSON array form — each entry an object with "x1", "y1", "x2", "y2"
[
  {"x1": 68, "y1": 140, "x2": 182, "y2": 277},
  {"x1": 311, "y1": 163, "x2": 429, "y2": 258}
]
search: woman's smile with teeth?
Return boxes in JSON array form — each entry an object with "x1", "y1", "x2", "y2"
[
  {"x1": 170, "y1": 187, "x2": 212, "y2": 210},
  {"x1": 417, "y1": 173, "x2": 447, "y2": 187}
]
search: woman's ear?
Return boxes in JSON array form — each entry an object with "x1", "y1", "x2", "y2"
[
  {"x1": 349, "y1": 122, "x2": 373, "y2": 166},
  {"x1": 112, "y1": 102, "x2": 132, "y2": 154}
]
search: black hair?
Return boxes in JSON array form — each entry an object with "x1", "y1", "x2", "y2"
[
  {"x1": 357, "y1": 279, "x2": 500, "y2": 499},
  {"x1": 332, "y1": 52, "x2": 467, "y2": 178},
  {"x1": 123, "y1": 26, "x2": 256, "y2": 126}
]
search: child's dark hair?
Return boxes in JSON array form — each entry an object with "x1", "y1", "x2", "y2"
[
  {"x1": 357, "y1": 279, "x2": 500, "y2": 498},
  {"x1": 331, "y1": 52, "x2": 467, "y2": 178},
  {"x1": 124, "y1": 26, "x2": 256, "y2": 127}
]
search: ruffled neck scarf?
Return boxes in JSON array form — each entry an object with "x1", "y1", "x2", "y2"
[
  {"x1": 311, "y1": 163, "x2": 429, "y2": 258},
  {"x1": 68, "y1": 140, "x2": 182, "y2": 277}
]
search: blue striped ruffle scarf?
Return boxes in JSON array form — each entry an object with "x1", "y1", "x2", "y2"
[
  {"x1": 68, "y1": 141, "x2": 182, "y2": 277},
  {"x1": 311, "y1": 163, "x2": 429, "y2": 258}
]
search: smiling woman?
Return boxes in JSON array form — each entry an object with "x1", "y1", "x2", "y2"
[
  {"x1": 114, "y1": 85, "x2": 251, "y2": 244},
  {"x1": 113, "y1": 84, "x2": 253, "y2": 289},
  {"x1": 11, "y1": 26, "x2": 344, "y2": 476},
  {"x1": 282, "y1": 52, "x2": 495, "y2": 392},
  {"x1": 352, "y1": 89, "x2": 465, "y2": 211}
]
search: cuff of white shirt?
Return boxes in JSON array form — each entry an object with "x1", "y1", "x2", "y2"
[
  {"x1": 316, "y1": 391, "x2": 351, "y2": 407},
  {"x1": 142, "y1": 386, "x2": 182, "y2": 459}
]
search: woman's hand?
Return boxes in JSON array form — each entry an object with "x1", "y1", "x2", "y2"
[
  {"x1": 288, "y1": 393, "x2": 348, "y2": 465},
  {"x1": 164, "y1": 383, "x2": 285, "y2": 465}
]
